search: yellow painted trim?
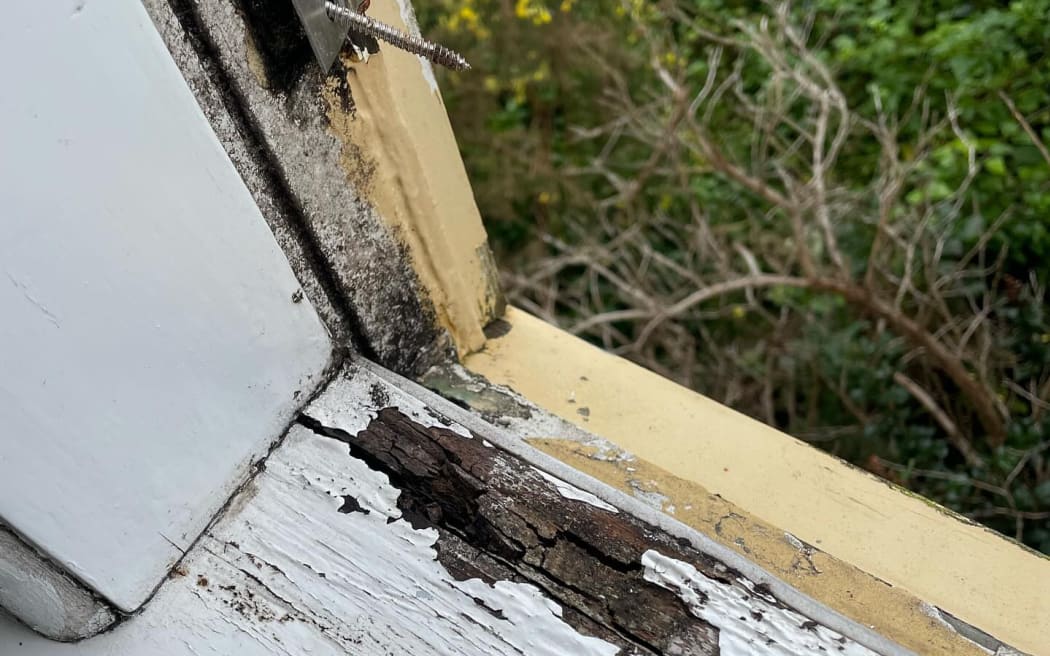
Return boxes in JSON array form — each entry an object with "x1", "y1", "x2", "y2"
[
  {"x1": 531, "y1": 438, "x2": 985, "y2": 656},
  {"x1": 465, "y1": 307, "x2": 1050, "y2": 656},
  {"x1": 320, "y1": 4, "x2": 503, "y2": 356}
]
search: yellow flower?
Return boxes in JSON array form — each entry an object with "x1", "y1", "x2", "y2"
[
  {"x1": 538, "y1": 191, "x2": 552, "y2": 204},
  {"x1": 515, "y1": 0, "x2": 553, "y2": 25},
  {"x1": 731, "y1": 305, "x2": 746, "y2": 319}
]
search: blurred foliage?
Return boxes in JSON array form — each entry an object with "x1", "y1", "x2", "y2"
[{"x1": 417, "y1": 1, "x2": 1050, "y2": 552}]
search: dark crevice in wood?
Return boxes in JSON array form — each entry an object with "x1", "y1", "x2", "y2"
[{"x1": 298, "y1": 408, "x2": 723, "y2": 655}]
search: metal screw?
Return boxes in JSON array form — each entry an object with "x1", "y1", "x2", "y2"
[{"x1": 325, "y1": 1, "x2": 471, "y2": 71}]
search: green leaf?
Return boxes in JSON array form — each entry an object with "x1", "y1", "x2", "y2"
[{"x1": 984, "y1": 156, "x2": 1008, "y2": 176}]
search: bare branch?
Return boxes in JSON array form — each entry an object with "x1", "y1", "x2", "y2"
[
  {"x1": 999, "y1": 90, "x2": 1050, "y2": 169},
  {"x1": 893, "y1": 372, "x2": 982, "y2": 467}
]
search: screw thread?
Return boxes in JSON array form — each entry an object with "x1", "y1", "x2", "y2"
[{"x1": 325, "y1": 2, "x2": 471, "y2": 71}]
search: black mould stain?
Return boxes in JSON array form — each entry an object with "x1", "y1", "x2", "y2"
[
  {"x1": 233, "y1": 0, "x2": 314, "y2": 93},
  {"x1": 326, "y1": 64, "x2": 355, "y2": 114},
  {"x1": 369, "y1": 383, "x2": 390, "y2": 408}
]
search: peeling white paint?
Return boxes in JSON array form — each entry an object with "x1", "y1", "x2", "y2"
[
  {"x1": 247, "y1": 431, "x2": 617, "y2": 656},
  {"x1": 375, "y1": 361, "x2": 918, "y2": 656},
  {"x1": 784, "y1": 532, "x2": 806, "y2": 551},
  {"x1": 642, "y1": 550, "x2": 876, "y2": 655},
  {"x1": 2, "y1": 364, "x2": 918, "y2": 654},
  {"x1": 309, "y1": 366, "x2": 472, "y2": 438},
  {"x1": 627, "y1": 479, "x2": 672, "y2": 511},
  {"x1": 534, "y1": 469, "x2": 619, "y2": 514},
  {"x1": 0, "y1": 426, "x2": 618, "y2": 655}
]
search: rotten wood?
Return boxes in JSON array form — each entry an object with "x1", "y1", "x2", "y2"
[{"x1": 298, "y1": 406, "x2": 831, "y2": 655}]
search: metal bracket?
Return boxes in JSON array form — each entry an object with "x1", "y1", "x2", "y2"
[{"x1": 290, "y1": 0, "x2": 349, "y2": 74}]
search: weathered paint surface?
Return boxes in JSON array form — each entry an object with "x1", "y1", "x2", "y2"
[
  {"x1": 533, "y1": 468, "x2": 620, "y2": 514},
  {"x1": 0, "y1": 0, "x2": 332, "y2": 615},
  {"x1": 321, "y1": 0, "x2": 505, "y2": 357},
  {"x1": 0, "y1": 401, "x2": 618, "y2": 653},
  {"x1": 533, "y1": 437, "x2": 1002, "y2": 656},
  {"x1": 319, "y1": 364, "x2": 913, "y2": 655},
  {"x1": 642, "y1": 551, "x2": 873, "y2": 655},
  {"x1": 2, "y1": 363, "x2": 914, "y2": 654},
  {"x1": 424, "y1": 360, "x2": 1012, "y2": 656},
  {"x1": 424, "y1": 357, "x2": 1015, "y2": 655},
  {"x1": 463, "y1": 307, "x2": 1050, "y2": 656},
  {"x1": 163, "y1": 0, "x2": 503, "y2": 374}
]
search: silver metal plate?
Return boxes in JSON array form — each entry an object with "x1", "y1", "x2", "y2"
[{"x1": 290, "y1": 0, "x2": 347, "y2": 73}]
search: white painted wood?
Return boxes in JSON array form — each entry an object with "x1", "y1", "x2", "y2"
[
  {"x1": 0, "y1": 424, "x2": 617, "y2": 655},
  {"x1": 0, "y1": 364, "x2": 912, "y2": 654},
  {"x1": 0, "y1": 0, "x2": 332, "y2": 613},
  {"x1": 0, "y1": 528, "x2": 115, "y2": 641}
]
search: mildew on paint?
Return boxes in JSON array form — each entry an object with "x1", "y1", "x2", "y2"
[
  {"x1": 421, "y1": 361, "x2": 670, "y2": 510},
  {"x1": 165, "y1": 0, "x2": 453, "y2": 375},
  {"x1": 318, "y1": 1, "x2": 504, "y2": 359}
]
